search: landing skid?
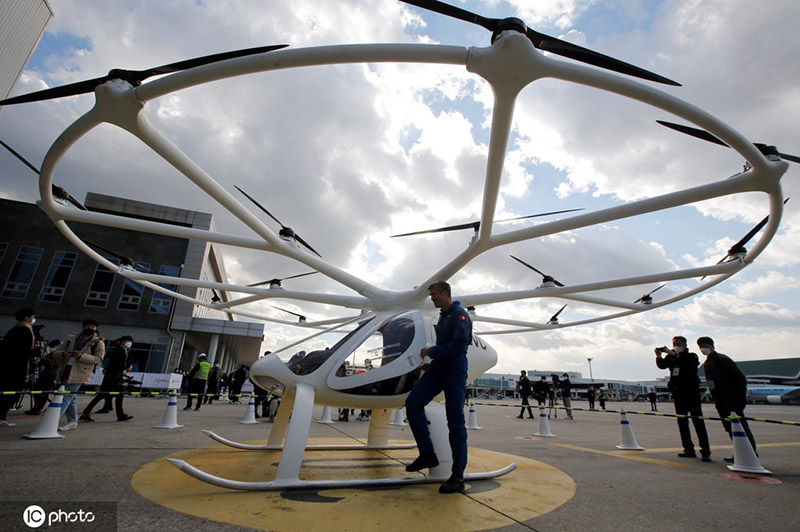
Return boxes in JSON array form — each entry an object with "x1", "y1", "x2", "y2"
[
  {"x1": 167, "y1": 458, "x2": 516, "y2": 491},
  {"x1": 170, "y1": 384, "x2": 516, "y2": 491},
  {"x1": 202, "y1": 429, "x2": 417, "y2": 451}
]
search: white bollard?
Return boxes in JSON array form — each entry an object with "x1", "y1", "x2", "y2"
[
  {"x1": 466, "y1": 401, "x2": 481, "y2": 430},
  {"x1": 317, "y1": 405, "x2": 334, "y2": 424},
  {"x1": 153, "y1": 391, "x2": 184, "y2": 429},
  {"x1": 534, "y1": 405, "x2": 555, "y2": 437},
  {"x1": 239, "y1": 396, "x2": 259, "y2": 424},
  {"x1": 727, "y1": 416, "x2": 771, "y2": 474},
  {"x1": 25, "y1": 388, "x2": 65, "y2": 439},
  {"x1": 615, "y1": 410, "x2": 645, "y2": 450},
  {"x1": 390, "y1": 407, "x2": 407, "y2": 426}
]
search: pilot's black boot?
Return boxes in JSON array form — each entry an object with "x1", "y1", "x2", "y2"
[{"x1": 405, "y1": 452, "x2": 439, "y2": 472}]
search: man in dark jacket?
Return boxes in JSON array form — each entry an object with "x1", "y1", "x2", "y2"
[
  {"x1": 656, "y1": 336, "x2": 711, "y2": 461},
  {"x1": 515, "y1": 370, "x2": 534, "y2": 419},
  {"x1": 405, "y1": 281, "x2": 472, "y2": 494},
  {"x1": 0, "y1": 308, "x2": 41, "y2": 427},
  {"x1": 203, "y1": 360, "x2": 221, "y2": 404},
  {"x1": 81, "y1": 336, "x2": 134, "y2": 422},
  {"x1": 699, "y1": 336, "x2": 756, "y2": 461},
  {"x1": 533, "y1": 376, "x2": 549, "y2": 407}
]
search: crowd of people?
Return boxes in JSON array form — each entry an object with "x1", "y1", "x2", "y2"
[{"x1": 0, "y1": 309, "x2": 283, "y2": 430}]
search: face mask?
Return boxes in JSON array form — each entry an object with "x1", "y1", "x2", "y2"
[
  {"x1": 123, "y1": 342, "x2": 133, "y2": 349},
  {"x1": 83, "y1": 328, "x2": 95, "y2": 336},
  {"x1": 700, "y1": 347, "x2": 712, "y2": 356},
  {"x1": 673, "y1": 346, "x2": 685, "y2": 353},
  {"x1": 31, "y1": 318, "x2": 36, "y2": 325}
]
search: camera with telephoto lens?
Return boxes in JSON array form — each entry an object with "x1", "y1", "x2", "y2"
[{"x1": 121, "y1": 375, "x2": 142, "y2": 389}]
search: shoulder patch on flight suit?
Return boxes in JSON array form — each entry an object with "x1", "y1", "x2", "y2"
[{"x1": 459, "y1": 314, "x2": 468, "y2": 321}]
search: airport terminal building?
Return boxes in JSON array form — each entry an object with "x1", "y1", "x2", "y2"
[{"x1": 0, "y1": 194, "x2": 264, "y2": 374}]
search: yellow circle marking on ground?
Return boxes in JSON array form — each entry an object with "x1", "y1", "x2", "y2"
[{"x1": 132, "y1": 438, "x2": 575, "y2": 532}]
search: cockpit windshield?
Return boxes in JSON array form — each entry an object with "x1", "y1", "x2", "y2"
[{"x1": 281, "y1": 317, "x2": 375, "y2": 376}]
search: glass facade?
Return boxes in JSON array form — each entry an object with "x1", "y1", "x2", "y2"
[
  {"x1": 85, "y1": 259, "x2": 119, "y2": 308},
  {"x1": 2, "y1": 246, "x2": 44, "y2": 299},
  {"x1": 118, "y1": 262, "x2": 150, "y2": 311},
  {"x1": 39, "y1": 250, "x2": 78, "y2": 303},
  {"x1": 150, "y1": 264, "x2": 180, "y2": 314}
]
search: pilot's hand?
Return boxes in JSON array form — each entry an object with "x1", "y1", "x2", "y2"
[{"x1": 420, "y1": 346, "x2": 429, "y2": 359}]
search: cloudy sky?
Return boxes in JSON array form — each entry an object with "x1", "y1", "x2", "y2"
[{"x1": 1, "y1": 0, "x2": 798, "y2": 381}]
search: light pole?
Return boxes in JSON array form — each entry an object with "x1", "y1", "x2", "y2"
[{"x1": 587, "y1": 357, "x2": 594, "y2": 382}]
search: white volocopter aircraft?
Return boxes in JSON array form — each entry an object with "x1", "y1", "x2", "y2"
[{"x1": 1, "y1": 0, "x2": 795, "y2": 490}]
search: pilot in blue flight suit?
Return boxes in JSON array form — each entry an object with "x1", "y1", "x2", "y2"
[{"x1": 404, "y1": 280, "x2": 472, "y2": 494}]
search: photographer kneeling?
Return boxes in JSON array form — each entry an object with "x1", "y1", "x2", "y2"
[{"x1": 80, "y1": 336, "x2": 134, "y2": 422}]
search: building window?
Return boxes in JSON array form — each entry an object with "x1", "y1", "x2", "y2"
[
  {"x1": 118, "y1": 262, "x2": 151, "y2": 311},
  {"x1": 85, "y1": 259, "x2": 119, "y2": 308},
  {"x1": 127, "y1": 342, "x2": 168, "y2": 373},
  {"x1": 150, "y1": 265, "x2": 180, "y2": 314},
  {"x1": 2, "y1": 246, "x2": 44, "y2": 299},
  {"x1": 38, "y1": 250, "x2": 78, "y2": 303}
]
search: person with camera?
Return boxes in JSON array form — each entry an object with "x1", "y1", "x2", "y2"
[
  {"x1": 533, "y1": 375, "x2": 549, "y2": 407},
  {"x1": 0, "y1": 308, "x2": 42, "y2": 427},
  {"x1": 80, "y1": 335, "x2": 134, "y2": 422},
  {"x1": 26, "y1": 339, "x2": 61, "y2": 415},
  {"x1": 655, "y1": 336, "x2": 711, "y2": 461},
  {"x1": 53, "y1": 319, "x2": 106, "y2": 431}
]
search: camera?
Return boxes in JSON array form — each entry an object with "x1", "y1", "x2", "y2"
[
  {"x1": 656, "y1": 346, "x2": 669, "y2": 354},
  {"x1": 121, "y1": 375, "x2": 142, "y2": 389}
]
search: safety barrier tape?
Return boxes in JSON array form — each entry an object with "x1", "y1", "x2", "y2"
[
  {"x1": 1, "y1": 390, "x2": 265, "y2": 399},
  {"x1": 468, "y1": 401, "x2": 800, "y2": 427},
  {"x1": 4, "y1": 390, "x2": 798, "y2": 426}
]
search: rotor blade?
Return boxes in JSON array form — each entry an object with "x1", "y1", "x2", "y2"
[
  {"x1": 550, "y1": 304, "x2": 567, "y2": 320},
  {"x1": 391, "y1": 221, "x2": 479, "y2": 237},
  {"x1": 0, "y1": 139, "x2": 41, "y2": 174},
  {"x1": 730, "y1": 198, "x2": 790, "y2": 252},
  {"x1": 509, "y1": 255, "x2": 564, "y2": 287},
  {"x1": 526, "y1": 28, "x2": 680, "y2": 86},
  {"x1": 647, "y1": 283, "x2": 667, "y2": 297},
  {"x1": 658, "y1": 120, "x2": 800, "y2": 164},
  {"x1": 292, "y1": 233, "x2": 322, "y2": 258},
  {"x1": 777, "y1": 151, "x2": 800, "y2": 164},
  {"x1": 233, "y1": 185, "x2": 284, "y2": 227},
  {"x1": 634, "y1": 283, "x2": 667, "y2": 303},
  {"x1": 282, "y1": 271, "x2": 318, "y2": 281},
  {"x1": 399, "y1": 0, "x2": 499, "y2": 32},
  {"x1": 247, "y1": 271, "x2": 318, "y2": 287},
  {"x1": 81, "y1": 239, "x2": 134, "y2": 267},
  {"x1": 495, "y1": 208, "x2": 584, "y2": 224},
  {"x1": 137, "y1": 44, "x2": 289, "y2": 77},
  {"x1": 400, "y1": 1, "x2": 679, "y2": 86},
  {"x1": 270, "y1": 305, "x2": 306, "y2": 320},
  {"x1": 656, "y1": 120, "x2": 728, "y2": 147},
  {"x1": 1, "y1": 140, "x2": 89, "y2": 210},
  {"x1": 391, "y1": 208, "x2": 584, "y2": 237},
  {"x1": 0, "y1": 44, "x2": 289, "y2": 106}
]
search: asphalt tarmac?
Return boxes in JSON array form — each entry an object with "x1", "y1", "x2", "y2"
[{"x1": 1, "y1": 396, "x2": 798, "y2": 531}]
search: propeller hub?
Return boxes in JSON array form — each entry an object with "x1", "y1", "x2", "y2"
[
  {"x1": 107, "y1": 69, "x2": 142, "y2": 87},
  {"x1": 491, "y1": 17, "x2": 527, "y2": 43},
  {"x1": 279, "y1": 227, "x2": 296, "y2": 240}
]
